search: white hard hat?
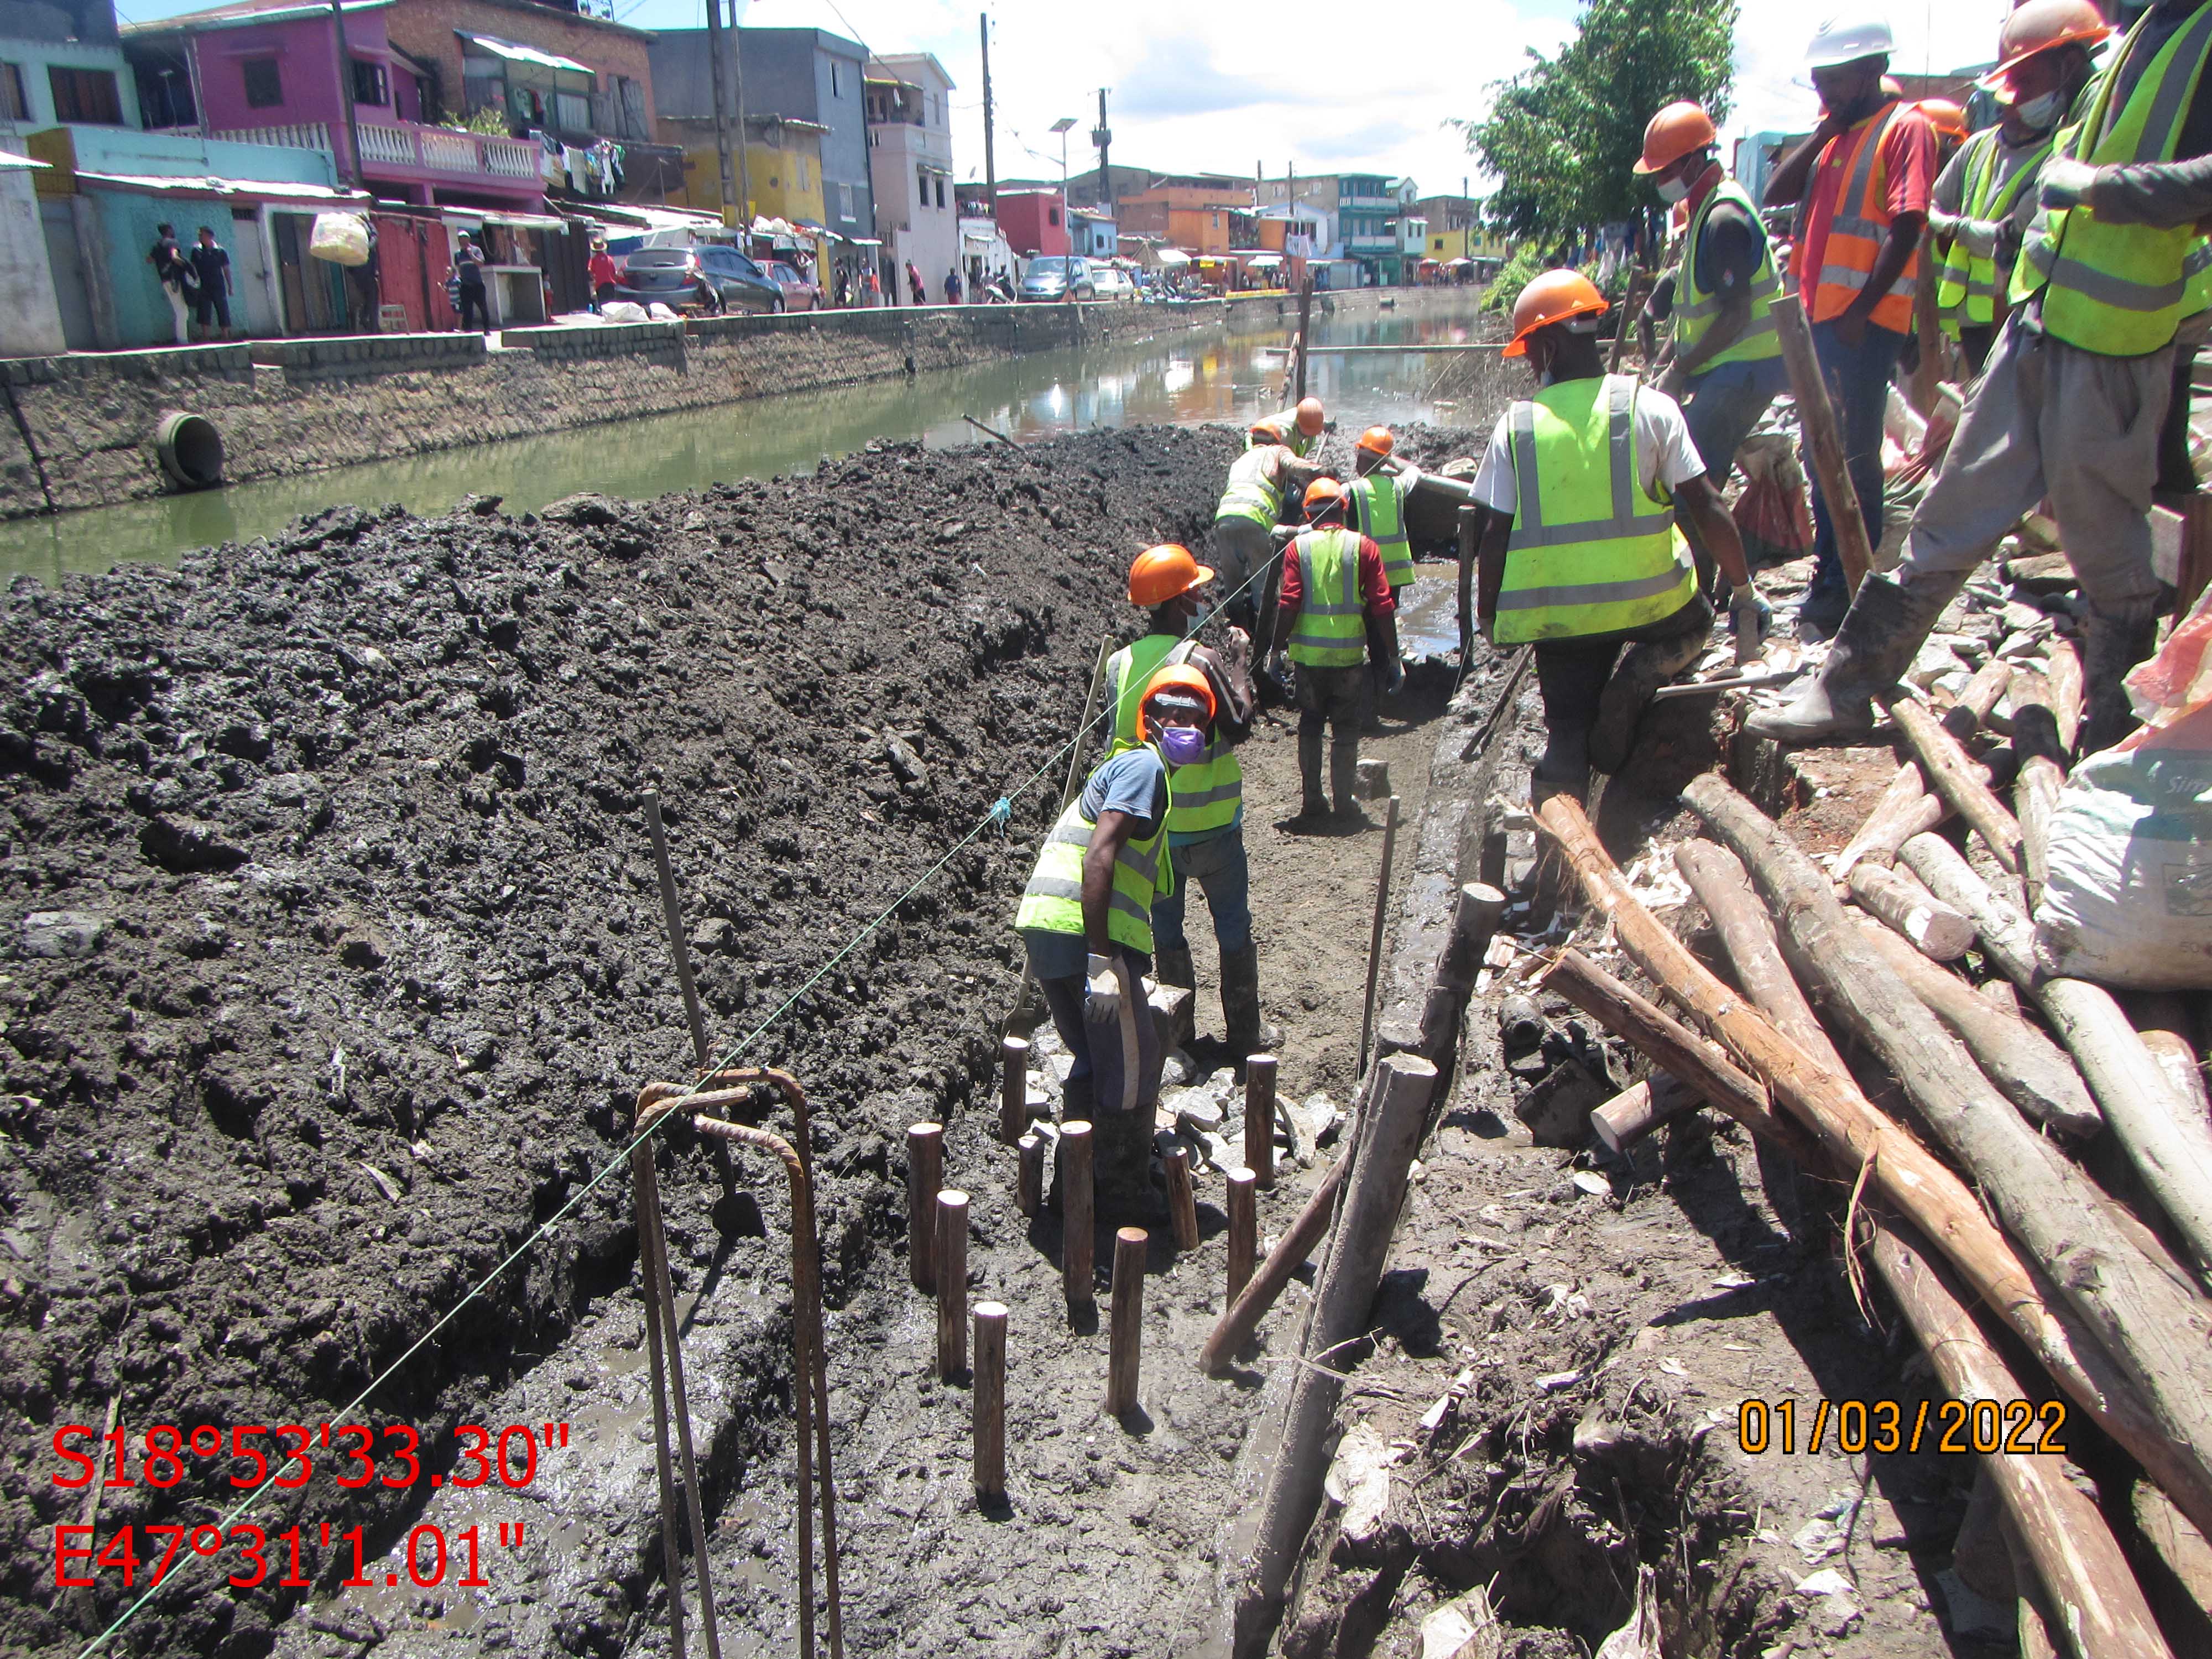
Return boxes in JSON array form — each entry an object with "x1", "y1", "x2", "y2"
[{"x1": 1806, "y1": 9, "x2": 1895, "y2": 70}]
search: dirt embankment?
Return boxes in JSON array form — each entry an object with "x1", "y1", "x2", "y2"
[{"x1": 0, "y1": 426, "x2": 1237, "y2": 1658}]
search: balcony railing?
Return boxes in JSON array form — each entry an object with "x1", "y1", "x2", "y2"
[{"x1": 215, "y1": 117, "x2": 541, "y2": 182}]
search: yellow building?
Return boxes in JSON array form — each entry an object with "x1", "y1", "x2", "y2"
[
  {"x1": 1416, "y1": 194, "x2": 1512, "y2": 266},
  {"x1": 659, "y1": 112, "x2": 829, "y2": 231}
]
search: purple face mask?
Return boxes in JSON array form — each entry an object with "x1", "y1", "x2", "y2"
[{"x1": 1159, "y1": 726, "x2": 1207, "y2": 766}]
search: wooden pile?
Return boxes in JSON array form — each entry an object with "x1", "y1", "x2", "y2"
[{"x1": 1526, "y1": 622, "x2": 2212, "y2": 1659}]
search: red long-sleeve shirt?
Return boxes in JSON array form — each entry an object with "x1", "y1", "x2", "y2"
[{"x1": 1277, "y1": 531, "x2": 1395, "y2": 619}]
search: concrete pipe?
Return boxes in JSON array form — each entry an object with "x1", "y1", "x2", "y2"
[{"x1": 154, "y1": 412, "x2": 224, "y2": 491}]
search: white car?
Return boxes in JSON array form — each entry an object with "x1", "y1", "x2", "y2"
[{"x1": 1088, "y1": 267, "x2": 1136, "y2": 301}]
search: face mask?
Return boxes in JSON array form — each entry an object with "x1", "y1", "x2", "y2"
[
  {"x1": 2015, "y1": 90, "x2": 2065, "y2": 131},
  {"x1": 1657, "y1": 174, "x2": 1692, "y2": 205},
  {"x1": 1159, "y1": 726, "x2": 1207, "y2": 766}
]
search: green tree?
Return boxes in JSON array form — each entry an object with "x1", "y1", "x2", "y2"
[{"x1": 1458, "y1": 0, "x2": 1739, "y2": 249}]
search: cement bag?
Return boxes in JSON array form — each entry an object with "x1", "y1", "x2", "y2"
[
  {"x1": 599, "y1": 301, "x2": 648, "y2": 324},
  {"x1": 309, "y1": 212, "x2": 371, "y2": 267},
  {"x1": 2035, "y1": 592, "x2": 2212, "y2": 987}
]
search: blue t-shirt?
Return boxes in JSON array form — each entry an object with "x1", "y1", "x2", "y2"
[{"x1": 1023, "y1": 746, "x2": 1167, "y2": 979}]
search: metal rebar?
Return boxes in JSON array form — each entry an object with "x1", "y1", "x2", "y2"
[
  {"x1": 633, "y1": 1148, "x2": 692, "y2": 1659},
  {"x1": 644, "y1": 791, "x2": 713, "y2": 1067}
]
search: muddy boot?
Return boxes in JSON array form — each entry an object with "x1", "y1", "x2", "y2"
[
  {"x1": 1091, "y1": 1100, "x2": 1164, "y2": 1225},
  {"x1": 1298, "y1": 727, "x2": 1328, "y2": 817},
  {"x1": 1155, "y1": 946, "x2": 1197, "y2": 1048},
  {"x1": 1586, "y1": 628, "x2": 1708, "y2": 775},
  {"x1": 1330, "y1": 736, "x2": 1361, "y2": 818},
  {"x1": 1218, "y1": 944, "x2": 1282, "y2": 1062},
  {"x1": 2078, "y1": 606, "x2": 2161, "y2": 756},
  {"x1": 1743, "y1": 571, "x2": 1946, "y2": 745}
]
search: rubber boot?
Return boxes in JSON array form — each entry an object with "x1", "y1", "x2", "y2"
[
  {"x1": 1742, "y1": 571, "x2": 1945, "y2": 745},
  {"x1": 1154, "y1": 946, "x2": 1198, "y2": 1048},
  {"x1": 1219, "y1": 944, "x2": 1282, "y2": 1062},
  {"x1": 1586, "y1": 628, "x2": 1708, "y2": 775},
  {"x1": 1090, "y1": 1096, "x2": 1164, "y2": 1225},
  {"x1": 1331, "y1": 735, "x2": 1360, "y2": 819},
  {"x1": 1297, "y1": 727, "x2": 1328, "y2": 817},
  {"x1": 2078, "y1": 607, "x2": 2160, "y2": 757}
]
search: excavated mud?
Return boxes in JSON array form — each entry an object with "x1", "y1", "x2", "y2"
[{"x1": 0, "y1": 426, "x2": 1248, "y2": 1658}]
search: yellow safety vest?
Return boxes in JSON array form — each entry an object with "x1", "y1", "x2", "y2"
[
  {"x1": 1249, "y1": 410, "x2": 1320, "y2": 457},
  {"x1": 1935, "y1": 128, "x2": 2051, "y2": 337},
  {"x1": 2016, "y1": 3, "x2": 2212, "y2": 354},
  {"x1": 1349, "y1": 472, "x2": 1414, "y2": 589},
  {"x1": 1286, "y1": 526, "x2": 1369, "y2": 668},
  {"x1": 1105, "y1": 635, "x2": 1243, "y2": 840},
  {"x1": 1675, "y1": 178, "x2": 1782, "y2": 368},
  {"x1": 1495, "y1": 374, "x2": 1697, "y2": 645},
  {"x1": 1013, "y1": 749, "x2": 1176, "y2": 955},
  {"x1": 1215, "y1": 446, "x2": 1284, "y2": 527}
]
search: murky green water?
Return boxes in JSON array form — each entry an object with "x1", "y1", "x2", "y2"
[{"x1": 0, "y1": 298, "x2": 1504, "y2": 585}]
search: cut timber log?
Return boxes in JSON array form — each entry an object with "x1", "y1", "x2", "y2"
[
  {"x1": 1900, "y1": 833, "x2": 2212, "y2": 1279},
  {"x1": 1773, "y1": 294, "x2": 1872, "y2": 592},
  {"x1": 1846, "y1": 860, "x2": 1975, "y2": 960},
  {"x1": 1590, "y1": 1072, "x2": 1704, "y2": 1154},
  {"x1": 1871, "y1": 1225, "x2": 2176, "y2": 1659},
  {"x1": 1832, "y1": 659, "x2": 2010, "y2": 884},
  {"x1": 1850, "y1": 917, "x2": 2103, "y2": 1139},
  {"x1": 1201, "y1": 1156, "x2": 1346, "y2": 1374},
  {"x1": 1683, "y1": 777, "x2": 2212, "y2": 1518},
  {"x1": 2142, "y1": 1030, "x2": 2211, "y2": 1129},
  {"x1": 1538, "y1": 793, "x2": 2212, "y2": 1545},
  {"x1": 1886, "y1": 695, "x2": 2024, "y2": 874}
]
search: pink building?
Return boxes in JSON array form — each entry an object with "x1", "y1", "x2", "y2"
[
  {"x1": 127, "y1": 0, "x2": 546, "y2": 211},
  {"x1": 992, "y1": 186, "x2": 1067, "y2": 259}
]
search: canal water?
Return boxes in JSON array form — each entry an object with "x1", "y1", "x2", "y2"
[{"x1": 0, "y1": 297, "x2": 1506, "y2": 585}]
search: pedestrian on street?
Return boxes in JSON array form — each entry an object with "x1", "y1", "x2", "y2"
[
  {"x1": 1105, "y1": 546, "x2": 1279, "y2": 1063},
  {"x1": 1751, "y1": 0, "x2": 2203, "y2": 759},
  {"x1": 189, "y1": 226, "x2": 233, "y2": 341},
  {"x1": 1635, "y1": 101, "x2": 1790, "y2": 595},
  {"x1": 868, "y1": 264, "x2": 883, "y2": 305},
  {"x1": 588, "y1": 237, "x2": 620, "y2": 312},
  {"x1": 945, "y1": 265, "x2": 963, "y2": 304},
  {"x1": 1269, "y1": 478, "x2": 1401, "y2": 822},
  {"x1": 1471, "y1": 270, "x2": 1764, "y2": 807},
  {"x1": 453, "y1": 232, "x2": 490, "y2": 333},
  {"x1": 148, "y1": 222, "x2": 192, "y2": 344},
  {"x1": 907, "y1": 259, "x2": 926, "y2": 305},
  {"x1": 1014, "y1": 665, "x2": 1217, "y2": 1220},
  {"x1": 1759, "y1": 9, "x2": 1940, "y2": 636}
]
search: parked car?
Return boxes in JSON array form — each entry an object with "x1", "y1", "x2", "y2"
[
  {"x1": 763, "y1": 260, "x2": 818, "y2": 311},
  {"x1": 1019, "y1": 255, "x2": 1094, "y2": 302},
  {"x1": 610, "y1": 246, "x2": 784, "y2": 314},
  {"x1": 1087, "y1": 266, "x2": 1136, "y2": 301}
]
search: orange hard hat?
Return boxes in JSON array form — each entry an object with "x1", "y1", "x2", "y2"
[
  {"x1": 1303, "y1": 476, "x2": 1345, "y2": 514},
  {"x1": 1138, "y1": 663, "x2": 1215, "y2": 740},
  {"x1": 1128, "y1": 543, "x2": 1214, "y2": 607},
  {"x1": 1503, "y1": 268, "x2": 1609, "y2": 358},
  {"x1": 1295, "y1": 397, "x2": 1324, "y2": 436},
  {"x1": 1248, "y1": 421, "x2": 1281, "y2": 444},
  {"x1": 1986, "y1": 0, "x2": 2112, "y2": 85},
  {"x1": 1355, "y1": 425, "x2": 1395, "y2": 457},
  {"x1": 1917, "y1": 97, "x2": 1969, "y2": 139},
  {"x1": 1634, "y1": 101, "x2": 1719, "y2": 176}
]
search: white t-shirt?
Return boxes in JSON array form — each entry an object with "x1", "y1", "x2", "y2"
[{"x1": 1469, "y1": 380, "x2": 1708, "y2": 519}]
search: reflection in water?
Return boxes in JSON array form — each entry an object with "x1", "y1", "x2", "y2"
[{"x1": 0, "y1": 299, "x2": 1499, "y2": 585}]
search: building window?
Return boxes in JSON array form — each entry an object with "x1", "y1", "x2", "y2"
[
  {"x1": 917, "y1": 160, "x2": 927, "y2": 204},
  {"x1": 351, "y1": 59, "x2": 388, "y2": 107},
  {"x1": 797, "y1": 155, "x2": 810, "y2": 191},
  {"x1": 935, "y1": 176, "x2": 945, "y2": 209},
  {"x1": 1048, "y1": 206, "x2": 1060, "y2": 227},
  {"x1": 554, "y1": 90, "x2": 590, "y2": 129},
  {"x1": 242, "y1": 58, "x2": 282, "y2": 108},
  {"x1": 0, "y1": 62, "x2": 26, "y2": 121},
  {"x1": 839, "y1": 180, "x2": 854, "y2": 220},
  {"x1": 830, "y1": 61, "x2": 841, "y2": 97},
  {"x1": 48, "y1": 65, "x2": 122, "y2": 124}
]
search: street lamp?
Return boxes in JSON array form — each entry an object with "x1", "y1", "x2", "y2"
[{"x1": 1051, "y1": 115, "x2": 1076, "y2": 301}]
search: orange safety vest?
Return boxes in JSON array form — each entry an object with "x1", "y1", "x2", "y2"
[{"x1": 1799, "y1": 101, "x2": 1921, "y2": 335}]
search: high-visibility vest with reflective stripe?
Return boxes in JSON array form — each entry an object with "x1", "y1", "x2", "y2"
[
  {"x1": 1215, "y1": 446, "x2": 1283, "y2": 526},
  {"x1": 1675, "y1": 178, "x2": 1782, "y2": 368},
  {"x1": 1934, "y1": 128, "x2": 2050, "y2": 337},
  {"x1": 2015, "y1": 4, "x2": 2212, "y2": 355},
  {"x1": 1013, "y1": 749, "x2": 1176, "y2": 954},
  {"x1": 1495, "y1": 375, "x2": 1698, "y2": 645},
  {"x1": 1349, "y1": 472, "x2": 1414, "y2": 588},
  {"x1": 1286, "y1": 527, "x2": 1369, "y2": 667},
  {"x1": 1801, "y1": 101, "x2": 1921, "y2": 334},
  {"x1": 1105, "y1": 634, "x2": 1244, "y2": 839},
  {"x1": 1249, "y1": 410, "x2": 1320, "y2": 457}
]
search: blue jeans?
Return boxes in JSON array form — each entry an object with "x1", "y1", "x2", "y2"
[
  {"x1": 1152, "y1": 827, "x2": 1253, "y2": 954},
  {"x1": 1803, "y1": 320, "x2": 1905, "y2": 622},
  {"x1": 1681, "y1": 356, "x2": 1790, "y2": 490}
]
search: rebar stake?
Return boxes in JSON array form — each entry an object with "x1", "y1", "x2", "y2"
[
  {"x1": 1244, "y1": 1057, "x2": 1278, "y2": 1190},
  {"x1": 999, "y1": 1036, "x2": 1030, "y2": 1142},
  {"x1": 937, "y1": 1189, "x2": 970, "y2": 1379},
  {"x1": 1061, "y1": 1121, "x2": 1094, "y2": 1307},
  {"x1": 907, "y1": 1121, "x2": 943, "y2": 1293},
  {"x1": 1225, "y1": 1167, "x2": 1258, "y2": 1303},
  {"x1": 1108, "y1": 1228, "x2": 1147, "y2": 1417},
  {"x1": 973, "y1": 1302, "x2": 1008, "y2": 1503}
]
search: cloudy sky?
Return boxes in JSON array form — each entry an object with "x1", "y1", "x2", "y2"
[{"x1": 124, "y1": 0, "x2": 2017, "y2": 194}]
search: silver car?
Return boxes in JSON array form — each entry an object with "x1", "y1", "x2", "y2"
[{"x1": 1019, "y1": 255, "x2": 1093, "y2": 301}]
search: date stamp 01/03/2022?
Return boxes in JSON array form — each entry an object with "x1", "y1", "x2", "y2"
[
  {"x1": 1731, "y1": 1397, "x2": 2068, "y2": 1458},
  {"x1": 49, "y1": 1419, "x2": 572, "y2": 1590}
]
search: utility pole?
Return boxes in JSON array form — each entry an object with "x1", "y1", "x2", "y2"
[
  {"x1": 327, "y1": 0, "x2": 362, "y2": 186},
  {"x1": 979, "y1": 12, "x2": 997, "y2": 218},
  {"x1": 729, "y1": 0, "x2": 751, "y2": 237},
  {"x1": 703, "y1": 0, "x2": 739, "y2": 227},
  {"x1": 1091, "y1": 87, "x2": 1110, "y2": 208}
]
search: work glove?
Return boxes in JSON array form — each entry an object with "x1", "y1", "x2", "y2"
[
  {"x1": 1267, "y1": 648, "x2": 1292, "y2": 686},
  {"x1": 1950, "y1": 216, "x2": 2003, "y2": 260},
  {"x1": 1379, "y1": 656, "x2": 1406, "y2": 695},
  {"x1": 2039, "y1": 158, "x2": 2098, "y2": 212},
  {"x1": 1223, "y1": 624, "x2": 1251, "y2": 669},
  {"x1": 1729, "y1": 583, "x2": 1770, "y2": 666}
]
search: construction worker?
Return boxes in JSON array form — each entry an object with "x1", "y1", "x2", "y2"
[
  {"x1": 1470, "y1": 270, "x2": 1765, "y2": 806},
  {"x1": 1637, "y1": 100, "x2": 1789, "y2": 594},
  {"x1": 1212, "y1": 435, "x2": 1317, "y2": 635},
  {"x1": 1751, "y1": 0, "x2": 2210, "y2": 758},
  {"x1": 1268, "y1": 478, "x2": 1401, "y2": 821},
  {"x1": 1347, "y1": 426, "x2": 1422, "y2": 598},
  {"x1": 1761, "y1": 10, "x2": 1942, "y2": 637},
  {"x1": 1928, "y1": 4, "x2": 2106, "y2": 375},
  {"x1": 1103, "y1": 546, "x2": 1277, "y2": 1062},
  {"x1": 1015, "y1": 665, "x2": 1217, "y2": 1218},
  {"x1": 1249, "y1": 396, "x2": 1326, "y2": 457}
]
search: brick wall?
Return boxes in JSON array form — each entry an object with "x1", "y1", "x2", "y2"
[{"x1": 382, "y1": 0, "x2": 660, "y2": 128}]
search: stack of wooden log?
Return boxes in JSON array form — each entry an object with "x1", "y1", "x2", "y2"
[{"x1": 1525, "y1": 622, "x2": 2212, "y2": 1657}]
